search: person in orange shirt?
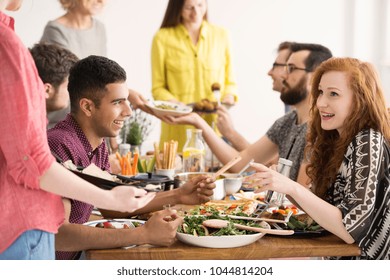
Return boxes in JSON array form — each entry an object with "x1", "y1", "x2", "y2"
[{"x1": 0, "y1": 0, "x2": 154, "y2": 260}]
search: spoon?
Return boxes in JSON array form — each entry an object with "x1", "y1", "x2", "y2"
[
  {"x1": 202, "y1": 219, "x2": 294, "y2": 235},
  {"x1": 213, "y1": 155, "x2": 242, "y2": 179},
  {"x1": 225, "y1": 215, "x2": 289, "y2": 224}
]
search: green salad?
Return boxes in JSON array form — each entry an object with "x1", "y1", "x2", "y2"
[{"x1": 178, "y1": 213, "x2": 265, "y2": 236}]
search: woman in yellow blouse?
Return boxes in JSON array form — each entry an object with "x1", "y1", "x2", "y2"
[{"x1": 151, "y1": 0, "x2": 238, "y2": 151}]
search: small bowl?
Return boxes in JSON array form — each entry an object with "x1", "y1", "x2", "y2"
[
  {"x1": 155, "y1": 169, "x2": 175, "y2": 180},
  {"x1": 222, "y1": 173, "x2": 243, "y2": 195},
  {"x1": 174, "y1": 172, "x2": 226, "y2": 200},
  {"x1": 211, "y1": 179, "x2": 225, "y2": 200}
]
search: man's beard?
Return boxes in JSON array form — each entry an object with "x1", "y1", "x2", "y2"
[{"x1": 280, "y1": 76, "x2": 308, "y2": 105}]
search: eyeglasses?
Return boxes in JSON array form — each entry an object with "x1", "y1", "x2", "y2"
[
  {"x1": 272, "y1": 63, "x2": 286, "y2": 70},
  {"x1": 285, "y1": 64, "x2": 310, "y2": 74}
]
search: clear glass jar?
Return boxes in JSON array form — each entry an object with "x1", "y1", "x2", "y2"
[
  {"x1": 118, "y1": 143, "x2": 131, "y2": 156},
  {"x1": 265, "y1": 158, "x2": 292, "y2": 206},
  {"x1": 182, "y1": 128, "x2": 206, "y2": 172}
]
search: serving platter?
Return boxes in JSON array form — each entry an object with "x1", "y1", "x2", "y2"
[
  {"x1": 84, "y1": 218, "x2": 145, "y2": 228},
  {"x1": 176, "y1": 231, "x2": 265, "y2": 248},
  {"x1": 269, "y1": 214, "x2": 327, "y2": 238},
  {"x1": 176, "y1": 214, "x2": 270, "y2": 248},
  {"x1": 289, "y1": 229, "x2": 328, "y2": 237},
  {"x1": 270, "y1": 224, "x2": 328, "y2": 238},
  {"x1": 83, "y1": 219, "x2": 145, "y2": 249},
  {"x1": 188, "y1": 101, "x2": 233, "y2": 114},
  {"x1": 146, "y1": 100, "x2": 192, "y2": 118},
  {"x1": 69, "y1": 169, "x2": 160, "y2": 192}
]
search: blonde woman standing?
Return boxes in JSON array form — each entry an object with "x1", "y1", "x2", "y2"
[
  {"x1": 152, "y1": 0, "x2": 238, "y2": 150},
  {"x1": 41, "y1": 0, "x2": 107, "y2": 129}
]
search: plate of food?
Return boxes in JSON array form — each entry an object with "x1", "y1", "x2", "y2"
[
  {"x1": 189, "y1": 199, "x2": 259, "y2": 216},
  {"x1": 176, "y1": 214, "x2": 269, "y2": 248},
  {"x1": 188, "y1": 99, "x2": 218, "y2": 113},
  {"x1": 83, "y1": 219, "x2": 146, "y2": 248},
  {"x1": 188, "y1": 99, "x2": 233, "y2": 114},
  {"x1": 63, "y1": 162, "x2": 136, "y2": 190},
  {"x1": 266, "y1": 205, "x2": 303, "y2": 216},
  {"x1": 84, "y1": 218, "x2": 145, "y2": 229},
  {"x1": 268, "y1": 213, "x2": 327, "y2": 237},
  {"x1": 232, "y1": 191, "x2": 266, "y2": 203},
  {"x1": 146, "y1": 100, "x2": 192, "y2": 118},
  {"x1": 62, "y1": 161, "x2": 159, "y2": 192}
]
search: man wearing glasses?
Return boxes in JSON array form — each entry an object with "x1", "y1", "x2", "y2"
[
  {"x1": 269, "y1": 42, "x2": 295, "y2": 114},
  {"x1": 168, "y1": 43, "x2": 332, "y2": 187}
]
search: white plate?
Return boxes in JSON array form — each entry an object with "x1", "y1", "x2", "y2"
[
  {"x1": 176, "y1": 221, "x2": 269, "y2": 248},
  {"x1": 83, "y1": 219, "x2": 145, "y2": 249},
  {"x1": 232, "y1": 191, "x2": 266, "y2": 202},
  {"x1": 146, "y1": 100, "x2": 192, "y2": 118}
]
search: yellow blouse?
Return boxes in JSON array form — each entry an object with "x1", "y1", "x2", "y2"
[{"x1": 151, "y1": 21, "x2": 238, "y2": 151}]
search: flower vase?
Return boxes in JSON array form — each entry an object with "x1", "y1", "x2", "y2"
[{"x1": 130, "y1": 144, "x2": 141, "y2": 155}]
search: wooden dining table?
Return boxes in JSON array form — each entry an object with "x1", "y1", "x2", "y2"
[{"x1": 85, "y1": 233, "x2": 360, "y2": 260}]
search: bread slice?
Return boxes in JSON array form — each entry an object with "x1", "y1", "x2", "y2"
[
  {"x1": 82, "y1": 163, "x2": 115, "y2": 181},
  {"x1": 204, "y1": 199, "x2": 258, "y2": 215}
]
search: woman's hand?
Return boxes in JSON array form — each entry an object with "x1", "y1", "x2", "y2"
[
  {"x1": 163, "y1": 112, "x2": 202, "y2": 126},
  {"x1": 109, "y1": 186, "x2": 156, "y2": 213},
  {"x1": 128, "y1": 89, "x2": 153, "y2": 114},
  {"x1": 244, "y1": 162, "x2": 295, "y2": 196}
]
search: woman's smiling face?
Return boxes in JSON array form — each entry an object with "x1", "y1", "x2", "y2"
[
  {"x1": 181, "y1": 0, "x2": 207, "y2": 26},
  {"x1": 316, "y1": 71, "x2": 354, "y2": 135}
]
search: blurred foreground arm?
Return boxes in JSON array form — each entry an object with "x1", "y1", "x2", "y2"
[{"x1": 40, "y1": 161, "x2": 155, "y2": 213}]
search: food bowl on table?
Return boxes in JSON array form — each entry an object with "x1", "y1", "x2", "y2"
[
  {"x1": 84, "y1": 219, "x2": 145, "y2": 248},
  {"x1": 176, "y1": 215, "x2": 270, "y2": 248},
  {"x1": 174, "y1": 172, "x2": 224, "y2": 200},
  {"x1": 175, "y1": 172, "x2": 242, "y2": 199},
  {"x1": 176, "y1": 231, "x2": 265, "y2": 248},
  {"x1": 221, "y1": 173, "x2": 243, "y2": 195}
]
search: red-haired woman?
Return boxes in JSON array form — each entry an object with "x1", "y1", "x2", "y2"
[{"x1": 246, "y1": 57, "x2": 390, "y2": 259}]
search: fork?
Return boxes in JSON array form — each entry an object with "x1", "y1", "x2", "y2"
[
  {"x1": 269, "y1": 211, "x2": 293, "y2": 230},
  {"x1": 285, "y1": 210, "x2": 293, "y2": 223},
  {"x1": 270, "y1": 222, "x2": 284, "y2": 230}
]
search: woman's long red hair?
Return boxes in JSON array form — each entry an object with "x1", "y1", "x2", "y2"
[{"x1": 306, "y1": 57, "x2": 390, "y2": 198}]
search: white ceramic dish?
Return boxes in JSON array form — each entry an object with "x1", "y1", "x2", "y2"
[
  {"x1": 176, "y1": 221, "x2": 269, "y2": 248},
  {"x1": 232, "y1": 191, "x2": 266, "y2": 202},
  {"x1": 83, "y1": 219, "x2": 145, "y2": 249},
  {"x1": 222, "y1": 173, "x2": 243, "y2": 195},
  {"x1": 210, "y1": 179, "x2": 225, "y2": 200},
  {"x1": 146, "y1": 100, "x2": 192, "y2": 118}
]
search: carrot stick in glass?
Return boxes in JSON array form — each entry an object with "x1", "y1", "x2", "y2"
[
  {"x1": 116, "y1": 152, "x2": 121, "y2": 162},
  {"x1": 132, "y1": 153, "x2": 139, "y2": 175}
]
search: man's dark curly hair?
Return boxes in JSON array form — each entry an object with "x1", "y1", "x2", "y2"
[
  {"x1": 30, "y1": 43, "x2": 78, "y2": 88},
  {"x1": 68, "y1": 55, "x2": 127, "y2": 114}
]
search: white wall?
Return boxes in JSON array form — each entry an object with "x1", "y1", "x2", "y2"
[{"x1": 7, "y1": 0, "x2": 389, "y2": 152}]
